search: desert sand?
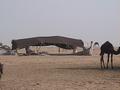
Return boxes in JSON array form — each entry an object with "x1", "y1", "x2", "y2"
[{"x1": 0, "y1": 48, "x2": 120, "y2": 90}]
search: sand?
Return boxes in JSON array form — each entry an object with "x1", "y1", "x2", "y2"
[{"x1": 0, "y1": 54, "x2": 120, "y2": 90}]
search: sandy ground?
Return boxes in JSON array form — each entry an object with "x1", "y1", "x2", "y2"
[{"x1": 0, "y1": 54, "x2": 120, "y2": 90}]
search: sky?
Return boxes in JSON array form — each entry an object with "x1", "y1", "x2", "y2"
[{"x1": 0, "y1": 0, "x2": 120, "y2": 46}]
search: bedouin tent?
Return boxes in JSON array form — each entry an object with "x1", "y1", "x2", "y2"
[{"x1": 12, "y1": 36, "x2": 84, "y2": 50}]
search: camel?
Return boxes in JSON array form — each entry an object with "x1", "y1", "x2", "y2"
[
  {"x1": 82, "y1": 41, "x2": 93, "y2": 55},
  {"x1": 76, "y1": 41, "x2": 93, "y2": 55},
  {"x1": 100, "y1": 41, "x2": 120, "y2": 69}
]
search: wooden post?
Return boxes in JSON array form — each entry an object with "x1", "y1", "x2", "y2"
[{"x1": 58, "y1": 47, "x2": 60, "y2": 54}]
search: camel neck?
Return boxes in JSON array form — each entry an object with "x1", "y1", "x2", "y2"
[{"x1": 113, "y1": 49, "x2": 120, "y2": 55}]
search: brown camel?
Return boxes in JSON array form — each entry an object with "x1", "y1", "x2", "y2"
[{"x1": 100, "y1": 41, "x2": 120, "y2": 69}]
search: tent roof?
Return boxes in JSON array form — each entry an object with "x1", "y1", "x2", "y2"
[{"x1": 12, "y1": 36, "x2": 84, "y2": 50}]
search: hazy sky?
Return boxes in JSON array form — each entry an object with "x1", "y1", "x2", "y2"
[{"x1": 0, "y1": 0, "x2": 120, "y2": 46}]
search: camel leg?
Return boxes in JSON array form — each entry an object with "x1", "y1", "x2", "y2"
[
  {"x1": 103, "y1": 60, "x2": 105, "y2": 69},
  {"x1": 107, "y1": 54, "x2": 110, "y2": 69},
  {"x1": 100, "y1": 55, "x2": 103, "y2": 69},
  {"x1": 100, "y1": 57, "x2": 102, "y2": 69},
  {"x1": 102, "y1": 58, "x2": 105, "y2": 69},
  {"x1": 111, "y1": 54, "x2": 113, "y2": 69},
  {"x1": 101, "y1": 54, "x2": 105, "y2": 69}
]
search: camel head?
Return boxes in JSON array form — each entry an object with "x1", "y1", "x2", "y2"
[
  {"x1": 83, "y1": 41, "x2": 93, "y2": 51},
  {"x1": 117, "y1": 47, "x2": 120, "y2": 54},
  {"x1": 114, "y1": 47, "x2": 120, "y2": 55}
]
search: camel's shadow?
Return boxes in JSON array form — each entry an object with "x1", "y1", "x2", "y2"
[{"x1": 56, "y1": 66, "x2": 120, "y2": 72}]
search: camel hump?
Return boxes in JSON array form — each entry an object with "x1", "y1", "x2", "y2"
[
  {"x1": 104, "y1": 41, "x2": 111, "y2": 45},
  {"x1": 105, "y1": 41, "x2": 111, "y2": 44},
  {"x1": 101, "y1": 41, "x2": 113, "y2": 48},
  {"x1": 100, "y1": 41, "x2": 114, "y2": 54}
]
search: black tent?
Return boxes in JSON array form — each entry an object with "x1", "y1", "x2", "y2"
[{"x1": 12, "y1": 36, "x2": 84, "y2": 50}]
